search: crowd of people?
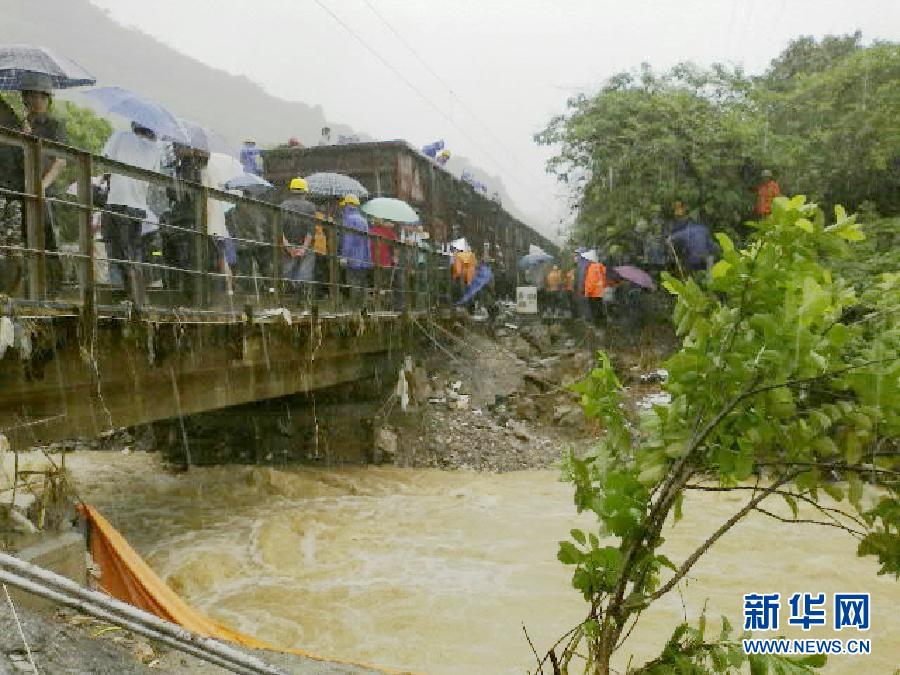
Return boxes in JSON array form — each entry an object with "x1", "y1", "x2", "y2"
[
  {"x1": 0, "y1": 69, "x2": 784, "y2": 322},
  {"x1": 0, "y1": 74, "x2": 448, "y2": 310},
  {"x1": 528, "y1": 174, "x2": 783, "y2": 328}
]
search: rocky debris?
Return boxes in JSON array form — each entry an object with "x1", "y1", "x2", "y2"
[
  {"x1": 635, "y1": 391, "x2": 672, "y2": 410},
  {"x1": 639, "y1": 368, "x2": 669, "y2": 384},
  {"x1": 520, "y1": 323, "x2": 552, "y2": 354},
  {"x1": 373, "y1": 427, "x2": 399, "y2": 464},
  {"x1": 552, "y1": 404, "x2": 583, "y2": 427},
  {"x1": 514, "y1": 396, "x2": 537, "y2": 421},
  {"x1": 377, "y1": 324, "x2": 600, "y2": 472}
]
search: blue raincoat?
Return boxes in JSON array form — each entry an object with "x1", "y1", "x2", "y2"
[
  {"x1": 339, "y1": 205, "x2": 372, "y2": 270},
  {"x1": 456, "y1": 263, "x2": 493, "y2": 305}
]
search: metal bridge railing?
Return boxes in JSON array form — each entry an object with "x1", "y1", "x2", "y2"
[{"x1": 0, "y1": 126, "x2": 453, "y2": 317}]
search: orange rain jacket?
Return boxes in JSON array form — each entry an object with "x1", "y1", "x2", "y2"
[
  {"x1": 584, "y1": 262, "x2": 607, "y2": 298},
  {"x1": 546, "y1": 268, "x2": 562, "y2": 292},
  {"x1": 452, "y1": 250, "x2": 477, "y2": 285}
]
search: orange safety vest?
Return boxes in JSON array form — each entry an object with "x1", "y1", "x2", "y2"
[
  {"x1": 453, "y1": 251, "x2": 476, "y2": 284},
  {"x1": 312, "y1": 216, "x2": 328, "y2": 255},
  {"x1": 584, "y1": 262, "x2": 606, "y2": 298},
  {"x1": 451, "y1": 252, "x2": 463, "y2": 279},
  {"x1": 755, "y1": 180, "x2": 781, "y2": 216},
  {"x1": 546, "y1": 268, "x2": 562, "y2": 291}
]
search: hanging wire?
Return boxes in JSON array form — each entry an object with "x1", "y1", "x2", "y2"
[
  {"x1": 3, "y1": 583, "x2": 39, "y2": 674},
  {"x1": 312, "y1": 0, "x2": 559, "y2": 214}
]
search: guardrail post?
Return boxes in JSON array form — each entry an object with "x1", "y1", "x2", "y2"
[
  {"x1": 328, "y1": 220, "x2": 339, "y2": 312},
  {"x1": 77, "y1": 152, "x2": 96, "y2": 332},
  {"x1": 403, "y1": 242, "x2": 411, "y2": 314},
  {"x1": 271, "y1": 206, "x2": 283, "y2": 306},
  {"x1": 194, "y1": 186, "x2": 209, "y2": 307},
  {"x1": 23, "y1": 137, "x2": 46, "y2": 300}
]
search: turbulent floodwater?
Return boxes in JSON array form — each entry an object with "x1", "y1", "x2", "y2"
[{"x1": 62, "y1": 452, "x2": 899, "y2": 674}]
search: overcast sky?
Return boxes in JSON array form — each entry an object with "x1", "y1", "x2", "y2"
[{"x1": 89, "y1": 0, "x2": 899, "y2": 237}]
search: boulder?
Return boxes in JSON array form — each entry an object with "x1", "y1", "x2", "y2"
[
  {"x1": 514, "y1": 396, "x2": 537, "y2": 421},
  {"x1": 553, "y1": 404, "x2": 582, "y2": 427},
  {"x1": 373, "y1": 427, "x2": 399, "y2": 464},
  {"x1": 406, "y1": 366, "x2": 432, "y2": 405}
]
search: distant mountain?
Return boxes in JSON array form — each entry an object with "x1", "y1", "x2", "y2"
[{"x1": 1, "y1": 0, "x2": 533, "y2": 226}]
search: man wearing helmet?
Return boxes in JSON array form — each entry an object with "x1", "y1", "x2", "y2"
[
  {"x1": 280, "y1": 178, "x2": 316, "y2": 300},
  {"x1": 337, "y1": 193, "x2": 371, "y2": 307}
]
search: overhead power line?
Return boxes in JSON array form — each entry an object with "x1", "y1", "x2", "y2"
[
  {"x1": 359, "y1": 0, "x2": 537, "y2": 173},
  {"x1": 311, "y1": 0, "x2": 558, "y2": 215}
]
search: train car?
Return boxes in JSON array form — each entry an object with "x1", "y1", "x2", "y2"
[{"x1": 262, "y1": 140, "x2": 558, "y2": 296}]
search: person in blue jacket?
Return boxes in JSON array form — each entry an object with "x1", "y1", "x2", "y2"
[{"x1": 338, "y1": 194, "x2": 371, "y2": 306}]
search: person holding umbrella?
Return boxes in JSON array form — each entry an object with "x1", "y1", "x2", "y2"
[
  {"x1": 369, "y1": 217, "x2": 399, "y2": 310},
  {"x1": 0, "y1": 97, "x2": 25, "y2": 292},
  {"x1": 19, "y1": 72, "x2": 67, "y2": 292},
  {"x1": 99, "y1": 122, "x2": 165, "y2": 306},
  {"x1": 0, "y1": 47, "x2": 95, "y2": 293}
]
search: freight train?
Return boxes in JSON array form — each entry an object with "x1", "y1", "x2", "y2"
[{"x1": 262, "y1": 140, "x2": 558, "y2": 296}]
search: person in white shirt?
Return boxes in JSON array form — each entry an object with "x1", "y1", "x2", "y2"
[{"x1": 100, "y1": 123, "x2": 164, "y2": 304}]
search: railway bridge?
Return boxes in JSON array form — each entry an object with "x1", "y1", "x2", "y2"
[{"x1": 0, "y1": 128, "x2": 459, "y2": 455}]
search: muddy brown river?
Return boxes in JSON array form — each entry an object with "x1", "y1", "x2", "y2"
[{"x1": 55, "y1": 452, "x2": 898, "y2": 673}]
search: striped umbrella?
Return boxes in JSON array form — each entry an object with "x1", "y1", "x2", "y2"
[
  {"x1": 0, "y1": 45, "x2": 96, "y2": 90},
  {"x1": 304, "y1": 172, "x2": 368, "y2": 199}
]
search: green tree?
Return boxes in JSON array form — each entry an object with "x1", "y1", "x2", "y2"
[
  {"x1": 755, "y1": 40, "x2": 900, "y2": 217},
  {"x1": 56, "y1": 100, "x2": 112, "y2": 154},
  {"x1": 535, "y1": 62, "x2": 766, "y2": 256},
  {"x1": 538, "y1": 35, "x2": 900, "y2": 258},
  {"x1": 539, "y1": 196, "x2": 898, "y2": 674},
  {"x1": 761, "y1": 32, "x2": 864, "y2": 91},
  {"x1": 0, "y1": 93, "x2": 112, "y2": 153}
]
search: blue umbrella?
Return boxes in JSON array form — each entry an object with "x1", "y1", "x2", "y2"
[
  {"x1": 0, "y1": 45, "x2": 96, "y2": 90},
  {"x1": 518, "y1": 252, "x2": 554, "y2": 269},
  {"x1": 224, "y1": 172, "x2": 273, "y2": 192},
  {"x1": 82, "y1": 87, "x2": 188, "y2": 143}
]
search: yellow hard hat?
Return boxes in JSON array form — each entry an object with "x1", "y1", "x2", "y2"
[
  {"x1": 340, "y1": 194, "x2": 360, "y2": 207},
  {"x1": 438, "y1": 149, "x2": 451, "y2": 158},
  {"x1": 289, "y1": 177, "x2": 308, "y2": 192}
]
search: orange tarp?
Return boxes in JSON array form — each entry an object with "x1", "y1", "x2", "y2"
[{"x1": 76, "y1": 503, "x2": 407, "y2": 674}]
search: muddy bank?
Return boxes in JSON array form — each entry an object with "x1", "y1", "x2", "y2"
[{"x1": 0, "y1": 604, "x2": 390, "y2": 674}]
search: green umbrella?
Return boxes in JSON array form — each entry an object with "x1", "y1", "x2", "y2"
[{"x1": 360, "y1": 197, "x2": 419, "y2": 224}]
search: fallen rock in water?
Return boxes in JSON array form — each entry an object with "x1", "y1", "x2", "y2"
[{"x1": 373, "y1": 427, "x2": 399, "y2": 463}]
